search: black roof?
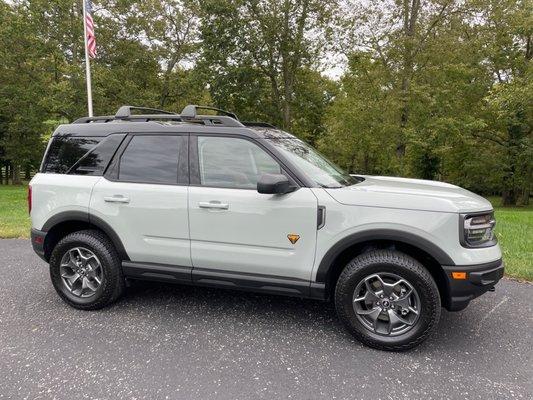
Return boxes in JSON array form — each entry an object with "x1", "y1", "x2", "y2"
[{"x1": 55, "y1": 104, "x2": 295, "y2": 139}]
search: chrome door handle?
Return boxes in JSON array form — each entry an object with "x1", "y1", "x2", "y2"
[
  {"x1": 104, "y1": 195, "x2": 130, "y2": 204},
  {"x1": 198, "y1": 201, "x2": 229, "y2": 210}
]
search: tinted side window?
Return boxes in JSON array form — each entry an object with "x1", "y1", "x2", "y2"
[
  {"x1": 42, "y1": 136, "x2": 101, "y2": 174},
  {"x1": 119, "y1": 135, "x2": 180, "y2": 184},
  {"x1": 69, "y1": 134, "x2": 126, "y2": 175},
  {"x1": 198, "y1": 136, "x2": 281, "y2": 189}
]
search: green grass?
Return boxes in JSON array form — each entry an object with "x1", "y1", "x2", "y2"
[
  {"x1": 487, "y1": 196, "x2": 533, "y2": 281},
  {"x1": 0, "y1": 186, "x2": 531, "y2": 280},
  {"x1": 0, "y1": 184, "x2": 30, "y2": 238}
]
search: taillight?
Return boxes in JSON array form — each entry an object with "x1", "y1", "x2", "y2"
[{"x1": 28, "y1": 185, "x2": 32, "y2": 214}]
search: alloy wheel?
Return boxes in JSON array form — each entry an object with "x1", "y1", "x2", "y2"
[
  {"x1": 352, "y1": 272, "x2": 421, "y2": 336},
  {"x1": 59, "y1": 247, "x2": 104, "y2": 298}
]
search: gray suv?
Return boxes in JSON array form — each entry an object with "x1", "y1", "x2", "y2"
[{"x1": 29, "y1": 105, "x2": 504, "y2": 351}]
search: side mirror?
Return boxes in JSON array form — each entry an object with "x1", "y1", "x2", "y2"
[{"x1": 257, "y1": 174, "x2": 295, "y2": 194}]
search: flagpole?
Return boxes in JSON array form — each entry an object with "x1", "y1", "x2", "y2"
[{"x1": 82, "y1": 0, "x2": 93, "y2": 117}]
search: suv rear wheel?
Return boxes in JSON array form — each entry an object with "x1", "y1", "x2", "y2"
[
  {"x1": 49, "y1": 230, "x2": 125, "y2": 310},
  {"x1": 334, "y1": 250, "x2": 441, "y2": 351}
]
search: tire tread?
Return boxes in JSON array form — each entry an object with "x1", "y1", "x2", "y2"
[
  {"x1": 49, "y1": 229, "x2": 125, "y2": 310},
  {"x1": 334, "y1": 249, "x2": 441, "y2": 351}
]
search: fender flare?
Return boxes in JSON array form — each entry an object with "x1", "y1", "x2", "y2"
[
  {"x1": 315, "y1": 229, "x2": 455, "y2": 283},
  {"x1": 41, "y1": 211, "x2": 130, "y2": 261}
]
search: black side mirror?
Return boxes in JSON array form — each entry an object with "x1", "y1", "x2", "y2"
[{"x1": 257, "y1": 174, "x2": 295, "y2": 194}]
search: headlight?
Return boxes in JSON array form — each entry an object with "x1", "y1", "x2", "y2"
[{"x1": 460, "y1": 212, "x2": 497, "y2": 248}]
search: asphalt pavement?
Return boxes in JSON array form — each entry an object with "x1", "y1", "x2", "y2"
[{"x1": 0, "y1": 239, "x2": 532, "y2": 399}]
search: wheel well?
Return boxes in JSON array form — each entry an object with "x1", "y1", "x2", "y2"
[
  {"x1": 43, "y1": 220, "x2": 105, "y2": 261},
  {"x1": 324, "y1": 240, "x2": 449, "y2": 305}
]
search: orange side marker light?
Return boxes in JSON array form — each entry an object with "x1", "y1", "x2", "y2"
[{"x1": 452, "y1": 271, "x2": 467, "y2": 280}]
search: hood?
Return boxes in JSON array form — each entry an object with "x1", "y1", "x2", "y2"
[{"x1": 325, "y1": 175, "x2": 493, "y2": 213}]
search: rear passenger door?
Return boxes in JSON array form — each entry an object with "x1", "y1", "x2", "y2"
[
  {"x1": 90, "y1": 133, "x2": 190, "y2": 267},
  {"x1": 188, "y1": 134, "x2": 318, "y2": 281}
]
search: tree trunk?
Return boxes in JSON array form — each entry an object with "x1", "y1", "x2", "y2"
[
  {"x1": 502, "y1": 189, "x2": 517, "y2": 206},
  {"x1": 280, "y1": 60, "x2": 294, "y2": 129},
  {"x1": 12, "y1": 164, "x2": 21, "y2": 185},
  {"x1": 397, "y1": 0, "x2": 420, "y2": 165},
  {"x1": 24, "y1": 164, "x2": 31, "y2": 180},
  {"x1": 521, "y1": 187, "x2": 530, "y2": 206},
  {"x1": 160, "y1": 55, "x2": 180, "y2": 108},
  {"x1": 282, "y1": 95, "x2": 291, "y2": 130},
  {"x1": 520, "y1": 162, "x2": 531, "y2": 205}
]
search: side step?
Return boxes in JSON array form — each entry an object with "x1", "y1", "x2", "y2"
[
  {"x1": 121, "y1": 261, "x2": 326, "y2": 300},
  {"x1": 122, "y1": 261, "x2": 191, "y2": 283}
]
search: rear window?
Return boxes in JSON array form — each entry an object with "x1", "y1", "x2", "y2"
[{"x1": 41, "y1": 135, "x2": 124, "y2": 175}]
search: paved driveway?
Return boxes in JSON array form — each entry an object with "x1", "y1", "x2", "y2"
[{"x1": 0, "y1": 239, "x2": 531, "y2": 399}]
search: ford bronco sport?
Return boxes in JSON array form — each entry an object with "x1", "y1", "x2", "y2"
[{"x1": 29, "y1": 105, "x2": 504, "y2": 351}]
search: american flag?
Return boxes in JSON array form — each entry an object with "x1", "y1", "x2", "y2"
[{"x1": 85, "y1": 0, "x2": 96, "y2": 58}]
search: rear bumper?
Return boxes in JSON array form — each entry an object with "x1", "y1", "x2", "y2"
[
  {"x1": 30, "y1": 228, "x2": 47, "y2": 262},
  {"x1": 442, "y1": 258, "x2": 504, "y2": 311}
]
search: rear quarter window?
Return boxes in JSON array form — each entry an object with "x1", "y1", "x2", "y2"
[{"x1": 41, "y1": 135, "x2": 124, "y2": 175}]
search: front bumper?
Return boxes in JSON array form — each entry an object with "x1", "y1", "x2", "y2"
[{"x1": 442, "y1": 258, "x2": 504, "y2": 311}]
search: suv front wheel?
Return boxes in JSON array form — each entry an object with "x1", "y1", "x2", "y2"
[
  {"x1": 49, "y1": 230, "x2": 125, "y2": 310},
  {"x1": 335, "y1": 250, "x2": 441, "y2": 351}
]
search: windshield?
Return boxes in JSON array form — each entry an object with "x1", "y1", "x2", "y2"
[{"x1": 267, "y1": 138, "x2": 359, "y2": 188}]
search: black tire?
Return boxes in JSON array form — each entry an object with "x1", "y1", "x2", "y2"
[
  {"x1": 334, "y1": 250, "x2": 441, "y2": 351},
  {"x1": 49, "y1": 229, "x2": 125, "y2": 310}
]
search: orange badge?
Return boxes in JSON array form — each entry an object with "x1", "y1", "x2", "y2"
[{"x1": 287, "y1": 234, "x2": 300, "y2": 244}]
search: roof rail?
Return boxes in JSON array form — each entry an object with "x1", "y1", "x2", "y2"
[
  {"x1": 72, "y1": 104, "x2": 245, "y2": 128},
  {"x1": 72, "y1": 114, "x2": 183, "y2": 124},
  {"x1": 242, "y1": 121, "x2": 277, "y2": 129},
  {"x1": 180, "y1": 105, "x2": 238, "y2": 120},
  {"x1": 115, "y1": 105, "x2": 176, "y2": 119}
]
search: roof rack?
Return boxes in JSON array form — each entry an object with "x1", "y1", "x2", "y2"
[
  {"x1": 181, "y1": 105, "x2": 238, "y2": 120},
  {"x1": 115, "y1": 106, "x2": 176, "y2": 119},
  {"x1": 72, "y1": 104, "x2": 245, "y2": 127},
  {"x1": 242, "y1": 121, "x2": 277, "y2": 129}
]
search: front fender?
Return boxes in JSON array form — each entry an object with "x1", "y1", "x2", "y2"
[{"x1": 314, "y1": 228, "x2": 455, "y2": 283}]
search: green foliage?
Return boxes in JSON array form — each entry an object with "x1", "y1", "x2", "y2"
[
  {"x1": 197, "y1": 0, "x2": 337, "y2": 130},
  {"x1": 0, "y1": 0, "x2": 530, "y2": 206},
  {"x1": 321, "y1": 0, "x2": 532, "y2": 204}
]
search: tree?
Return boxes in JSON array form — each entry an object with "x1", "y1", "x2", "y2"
[
  {"x1": 325, "y1": 0, "x2": 531, "y2": 205},
  {"x1": 318, "y1": 53, "x2": 399, "y2": 175},
  {"x1": 0, "y1": 2, "x2": 48, "y2": 183},
  {"x1": 107, "y1": 0, "x2": 201, "y2": 108},
  {"x1": 474, "y1": 0, "x2": 532, "y2": 205},
  {"x1": 198, "y1": 0, "x2": 337, "y2": 129}
]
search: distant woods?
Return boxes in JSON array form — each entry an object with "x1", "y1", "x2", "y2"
[{"x1": 0, "y1": 0, "x2": 531, "y2": 205}]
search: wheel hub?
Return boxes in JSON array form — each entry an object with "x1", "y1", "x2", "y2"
[
  {"x1": 59, "y1": 247, "x2": 104, "y2": 298},
  {"x1": 352, "y1": 272, "x2": 421, "y2": 336}
]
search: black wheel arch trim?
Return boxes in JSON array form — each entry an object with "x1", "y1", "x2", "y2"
[
  {"x1": 315, "y1": 229, "x2": 456, "y2": 283},
  {"x1": 40, "y1": 211, "x2": 130, "y2": 261},
  {"x1": 41, "y1": 210, "x2": 90, "y2": 231}
]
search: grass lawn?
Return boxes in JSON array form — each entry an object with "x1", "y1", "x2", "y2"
[
  {"x1": 487, "y1": 196, "x2": 533, "y2": 281},
  {"x1": 0, "y1": 184, "x2": 30, "y2": 239},
  {"x1": 0, "y1": 185, "x2": 531, "y2": 280}
]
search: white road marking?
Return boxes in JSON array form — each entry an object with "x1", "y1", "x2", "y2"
[{"x1": 474, "y1": 296, "x2": 509, "y2": 335}]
